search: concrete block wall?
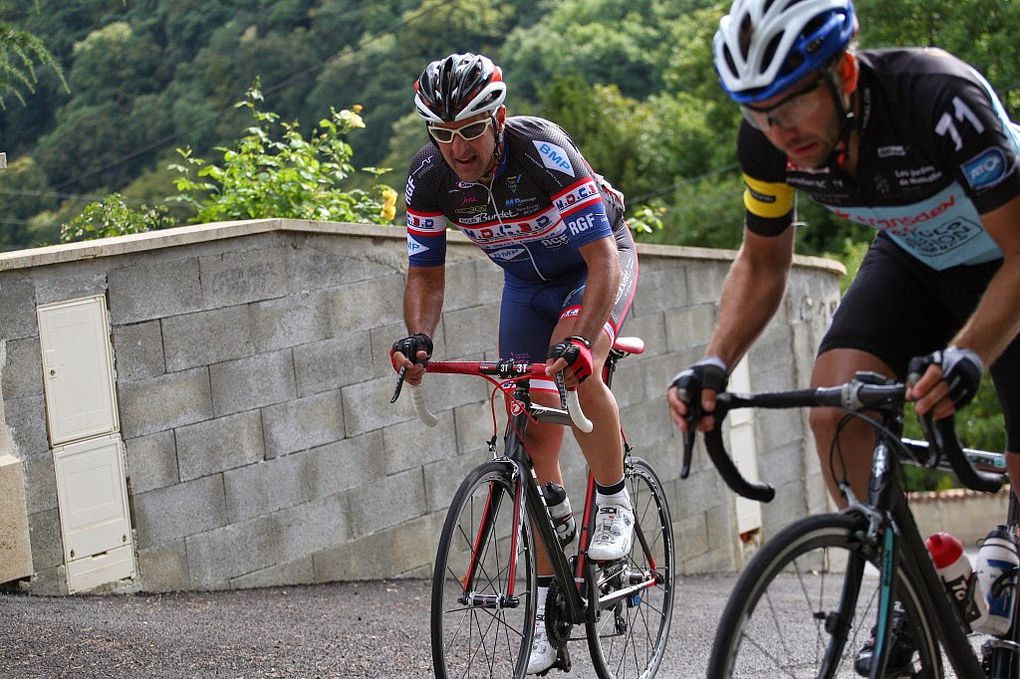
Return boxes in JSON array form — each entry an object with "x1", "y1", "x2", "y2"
[{"x1": 0, "y1": 220, "x2": 843, "y2": 594}]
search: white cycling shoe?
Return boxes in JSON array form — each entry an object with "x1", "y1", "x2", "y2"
[
  {"x1": 526, "y1": 608, "x2": 556, "y2": 675},
  {"x1": 587, "y1": 503, "x2": 634, "y2": 561}
]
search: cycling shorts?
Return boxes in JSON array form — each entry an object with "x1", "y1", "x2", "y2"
[
  {"x1": 818, "y1": 232, "x2": 1019, "y2": 451},
  {"x1": 498, "y1": 246, "x2": 638, "y2": 370}
]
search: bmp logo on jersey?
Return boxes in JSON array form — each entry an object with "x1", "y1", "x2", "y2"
[
  {"x1": 407, "y1": 235, "x2": 430, "y2": 256},
  {"x1": 489, "y1": 247, "x2": 526, "y2": 261},
  {"x1": 533, "y1": 141, "x2": 575, "y2": 177},
  {"x1": 963, "y1": 148, "x2": 1007, "y2": 190}
]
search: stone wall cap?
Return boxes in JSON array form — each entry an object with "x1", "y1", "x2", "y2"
[{"x1": 0, "y1": 218, "x2": 844, "y2": 276}]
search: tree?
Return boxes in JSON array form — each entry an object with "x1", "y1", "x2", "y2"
[{"x1": 0, "y1": 3, "x2": 66, "y2": 108}]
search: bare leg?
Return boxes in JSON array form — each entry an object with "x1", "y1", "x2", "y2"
[{"x1": 809, "y1": 348, "x2": 896, "y2": 508}]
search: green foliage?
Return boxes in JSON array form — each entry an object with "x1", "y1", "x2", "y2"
[
  {"x1": 169, "y1": 82, "x2": 397, "y2": 225},
  {"x1": 59, "y1": 193, "x2": 176, "y2": 243},
  {"x1": 0, "y1": 7, "x2": 67, "y2": 108}
]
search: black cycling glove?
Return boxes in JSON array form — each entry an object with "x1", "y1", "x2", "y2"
[
  {"x1": 908, "y1": 346, "x2": 983, "y2": 409},
  {"x1": 390, "y1": 332, "x2": 433, "y2": 371},
  {"x1": 670, "y1": 357, "x2": 729, "y2": 409}
]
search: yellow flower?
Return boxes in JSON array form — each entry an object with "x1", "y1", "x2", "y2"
[{"x1": 381, "y1": 187, "x2": 397, "y2": 221}]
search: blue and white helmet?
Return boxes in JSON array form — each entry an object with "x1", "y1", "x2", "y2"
[{"x1": 713, "y1": 0, "x2": 858, "y2": 103}]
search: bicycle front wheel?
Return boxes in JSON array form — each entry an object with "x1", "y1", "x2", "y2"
[
  {"x1": 707, "y1": 512, "x2": 943, "y2": 678},
  {"x1": 431, "y1": 460, "x2": 536, "y2": 679},
  {"x1": 586, "y1": 457, "x2": 676, "y2": 679}
]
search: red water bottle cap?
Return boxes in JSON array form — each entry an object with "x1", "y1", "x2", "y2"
[{"x1": 926, "y1": 532, "x2": 964, "y2": 568}]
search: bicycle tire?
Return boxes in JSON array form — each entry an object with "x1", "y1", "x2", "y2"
[
  {"x1": 586, "y1": 457, "x2": 676, "y2": 679},
  {"x1": 431, "y1": 460, "x2": 537, "y2": 679},
  {"x1": 707, "y1": 512, "x2": 944, "y2": 678}
]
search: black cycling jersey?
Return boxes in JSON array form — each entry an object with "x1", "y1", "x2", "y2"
[
  {"x1": 404, "y1": 115, "x2": 634, "y2": 282},
  {"x1": 739, "y1": 48, "x2": 1020, "y2": 271}
]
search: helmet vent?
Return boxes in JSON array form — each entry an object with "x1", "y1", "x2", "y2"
[{"x1": 761, "y1": 33, "x2": 783, "y2": 74}]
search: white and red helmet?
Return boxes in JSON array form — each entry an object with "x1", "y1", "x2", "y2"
[{"x1": 413, "y1": 53, "x2": 507, "y2": 123}]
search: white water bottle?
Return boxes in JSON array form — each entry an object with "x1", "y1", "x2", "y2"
[
  {"x1": 974, "y1": 525, "x2": 1019, "y2": 635},
  {"x1": 543, "y1": 482, "x2": 576, "y2": 547},
  {"x1": 926, "y1": 531, "x2": 988, "y2": 631}
]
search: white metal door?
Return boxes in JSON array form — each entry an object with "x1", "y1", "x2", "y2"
[
  {"x1": 37, "y1": 296, "x2": 119, "y2": 446},
  {"x1": 52, "y1": 433, "x2": 135, "y2": 591},
  {"x1": 726, "y1": 357, "x2": 763, "y2": 538}
]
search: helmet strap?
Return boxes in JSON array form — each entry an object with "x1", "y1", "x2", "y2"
[
  {"x1": 822, "y1": 69, "x2": 857, "y2": 170},
  {"x1": 480, "y1": 114, "x2": 503, "y2": 183}
]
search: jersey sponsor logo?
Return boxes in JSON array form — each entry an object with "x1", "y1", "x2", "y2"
[
  {"x1": 832, "y1": 193, "x2": 959, "y2": 231},
  {"x1": 406, "y1": 210, "x2": 447, "y2": 233},
  {"x1": 533, "y1": 140, "x2": 575, "y2": 177},
  {"x1": 962, "y1": 148, "x2": 1007, "y2": 190},
  {"x1": 405, "y1": 177, "x2": 416, "y2": 204},
  {"x1": 459, "y1": 211, "x2": 558, "y2": 245},
  {"x1": 506, "y1": 174, "x2": 523, "y2": 193},
  {"x1": 894, "y1": 165, "x2": 942, "y2": 187},
  {"x1": 554, "y1": 179, "x2": 601, "y2": 214},
  {"x1": 745, "y1": 184, "x2": 776, "y2": 204},
  {"x1": 410, "y1": 156, "x2": 433, "y2": 178},
  {"x1": 877, "y1": 145, "x2": 907, "y2": 158},
  {"x1": 892, "y1": 218, "x2": 983, "y2": 257},
  {"x1": 407, "y1": 235, "x2": 430, "y2": 256},
  {"x1": 540, "y1": 234, "x2": 569, "y2": 248},
  {"x1": 567, "y1": 211, "x2": 603, "y2": 236},
  {"x1": 488, "y1": 247, "x2": 526, "y2": 262}
]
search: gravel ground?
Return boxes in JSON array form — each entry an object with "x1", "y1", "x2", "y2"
[{"x1": 1, "y1": 575, "x2": 738, "y2": 679}]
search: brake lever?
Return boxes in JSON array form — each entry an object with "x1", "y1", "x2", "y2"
[
  {"x1": 679, "y1": 387, "x2": 700, "y2": 480},
  {"x1": 389, "y1": 367, "x2": 407, "y2": 404}
]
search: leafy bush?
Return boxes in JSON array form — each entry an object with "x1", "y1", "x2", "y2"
[{"x1": 59, "y1": 193, "x2": 175, "y2": 243}]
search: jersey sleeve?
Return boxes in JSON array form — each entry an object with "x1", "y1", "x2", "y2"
[
  {"x1": 915, "y1": 57, "x2": 1020, "y2": 215},
  {"x1": 518, "y1": 118, "x2": 616, "y2": 248},
  {"x1": 404, "y1": 146, "x2": 448, "y2": 268},
  {"x1": 737, "y1": 121, "x2": 796, "y2": 236}
]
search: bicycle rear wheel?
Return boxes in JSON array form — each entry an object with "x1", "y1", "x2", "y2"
[
  {"x1": 586, "y1": 457, "x2": 676, "y2": 679},
  {"x1": 707, "y1": 512, "x2": 943, "y2": 678},
  {"x1": 431, "y1": 461, "x2": 536, "y2": 679}
]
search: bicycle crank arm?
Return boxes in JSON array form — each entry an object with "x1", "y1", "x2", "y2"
[{"x1": 596, "y1": 577, "x2": 657, "y2": 610}]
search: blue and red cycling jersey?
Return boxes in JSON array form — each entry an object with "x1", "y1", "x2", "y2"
[{"x1": 404, "y1": 115, "x2": 634, "y2": 281}]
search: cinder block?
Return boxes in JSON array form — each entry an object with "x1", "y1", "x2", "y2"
[
  {"x1": 176, "y1": 410, "x2": 264, "y2": 480},
  {"x1": 31, "y1": 266, "x2": 107, "y2": 305},
  {"x1": 162, "y1": 305, "x2": 253, "y2": 372},
  {"x1": 341, "y1": 375, "x2": 422, "y2": 436},
  {"x1": 199, "y1": 246, "x2": 288, "y2": 307},
  {"x1": 633, "y1": 266, "x2": 688, "y2": 318},
  {"x1": 3, "y1": 395, "x2": 49, "y2": 456},
  {"x1": 117, "y1": 367, "x2": 213, "y2": 439},
  {"x1": 1, "y1": 337, "x2": 42, "y2": 400},
  {"x1": 305, "y1": 432, "x2": 386, "y2": 499},
  {"x1": 107, "y1": 257, "x2": 202, "y2": 324},
  {"x1": 185, "y1": 513, "x2": 281, "y2": 588},
  {"x1": 209, "y1": 350, "x2": 296, "y2": 417},
  {"x1": 664, "y1": 303, "x2": 716, "y2": 352},
  {"x1": 292, "y1": 333, "x2": 372, "y2": 397},
  {"x1": 223, "y1": 451, "x2": 312, "y2": 523},
  {"x1": 27, "y1": 508, "x2": 62, "y2": 570},
  {"x1": 111, "y1": 321, "x2": 165, "y2": 381},
  {"x1": 136, "y1": 540, "x2": 190, "y2": 592},
  {"x1": 328, "y1": 273, "x2": 404, "y2": 334},
  {"x1": 474, "y1": 258, "x2": 504, "y2": 305},
  {"x1": 251, "y1": 291, "x2": 330, "y2": 353},
  {"x1": 685, "y1": 260, "x2": 732, "y2": 305},
  {"x1": 279, "y1": 492, "x2": 349, "y2": 555},
  {"x1": 287, "y1": 234, "x2": 402, "y2": 291},
  {"x1": 441, "y1": 260, "x2": 481, "y2": 311},
  {"x1": 422, "y1": 453, "x2": 489, "y2": 514},
  {"x1": 124, "y1": 430, "x2": 179, "y2": 493},
  {"x1": 382, "y1": 411, "x2": 458, "y2": 475},
  {"x1": 0, "y1": 273, "x2": 38, "y2": 340},
  {"x1": 0, "y1": 456, "x2": 32, "y2": 583},
  {"x1": 262, "y1": 390, "x2": 343, "y2": 459},
  {"x1": 22, "y1": 452, "x2": 56, "y2": 514},
  {"x1": 231, "y1": 556, "x2": 315, "y2": 589},
  {"x1": 133, "y1": 475, "x2": 227, "y2": 549},
  {"x1": 347, "y1": 468, "x2": 426, "y2": 538},
  {"x1": 440, "y1": 305, "x2": 499, "y2": 358},
  {"x1": 616, "y1": 312, "x2": 666, "y2": 356},
  {"x1": 312, "y1": 512, "x2": 444, "y2": 581}
]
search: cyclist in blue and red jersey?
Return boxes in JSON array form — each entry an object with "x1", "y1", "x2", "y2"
[
  {"x1": 667, "y1": 0, "x2": 1020, "y2": 673},
  {"x1": 389, "y1": 53, "x2": 639, "y2": 674}
]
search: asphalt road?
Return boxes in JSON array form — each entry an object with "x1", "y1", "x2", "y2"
[{"x1": 1, "y1": 574, "x2": 739, "y2": 679}]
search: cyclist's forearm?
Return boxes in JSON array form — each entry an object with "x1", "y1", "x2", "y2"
[
  {"x1": 404, "y1": 265, "x2": 445, "y2": 336},
  {"x1": 576, "y1": 238, "x2": 621, "y2": 343},
  {"x1": 951, "y1": 257, "x2": 1020, "y2": 366},
  {"x1": 707, "y1": 230, "x2": 793, "y2": 368}
]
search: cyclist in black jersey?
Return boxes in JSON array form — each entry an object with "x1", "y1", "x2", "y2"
[
  {"x1": 668, "y1": 0, "x2": 1020, "y2": 569},
  {"x1": 389, "y1": 53, "x2": 639, "y2": 675}
]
